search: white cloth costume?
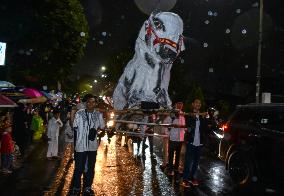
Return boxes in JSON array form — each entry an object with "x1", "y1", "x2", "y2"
[
  {"x1": 73, "y1": 109, "x2": 105, "y2": 152},
  {"x1": 47, "y1": 117, "x2": 63, "y2": 157},
  {"x1": 64, "y1": 120, "x2": 74, "y2": 143},
  {"x1": 113, "y1": 11, "x2": 185, "y2": 110}
]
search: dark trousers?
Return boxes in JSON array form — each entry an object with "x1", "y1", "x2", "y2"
[
  {"x1": 183, "y1": 143, "x2": 202, "y2": 181},
  {"x1": 73, "y1": 151, "x2": 97, "y2": 189},
  {"x1": 1, "y1": 153, "x2": 13, "y2": 170},
  {"x1": 168, "y1": 140, "x2": 183, "y2": 172}
]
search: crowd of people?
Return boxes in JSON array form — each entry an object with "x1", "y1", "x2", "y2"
[
  {"x1": 0, "y1": 92, "x2": 107, "y2": 195},
  {"x1": 69, "y1": 93, "x2": 209, "y2": 195},
  {"x1": 122, "y1": 99, "x2": 219, "y2": 189},
  {"x1": 115, "y1": 98, "x2": 219, "y2": 189},
  {"x1": 1, "y1": 93, "x2": 219, "y2": 195},
  {"x1": 0, "y1": 97, "x2": 75, "y2": 174}
]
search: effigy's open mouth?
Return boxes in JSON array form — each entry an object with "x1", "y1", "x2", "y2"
[{"x1": 158, "y1": 44, "x2": 178, "y2": 63}]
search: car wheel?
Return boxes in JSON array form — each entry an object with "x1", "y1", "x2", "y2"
[{"x1": 228, "y1": 151, "x2": 254, "y2": 187}]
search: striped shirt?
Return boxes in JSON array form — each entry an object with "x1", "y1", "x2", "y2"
[{"x1": 73, "y1": 109, "x2": 105, "y2": 152}]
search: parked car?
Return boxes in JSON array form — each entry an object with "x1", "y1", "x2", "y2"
[
  {"x1": 205, "y1": 107, "x2": 223, "y2": 155},
  {"x1": 218, "y1": 103, "x2": 284, "y2": 192}
]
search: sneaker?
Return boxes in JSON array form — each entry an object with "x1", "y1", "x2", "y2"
[
  {"x1": 84, "y1": 187, "x2": 95, "y2": 196},
  {"x1": 189, "y1": 179, "x2": 199, "y2": 186},
  {"x1": 181, "y1": 180, "x2": 191, "y2": 188},
  {"x1": 2, "y1": 169, "x2": 12, "y2": 174}
]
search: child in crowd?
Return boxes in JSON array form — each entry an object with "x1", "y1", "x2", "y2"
[
  {"x1": 31, "y1": 109, "x2": 45, "y2": 141},
  {"x1": 0, "y1": 117, "x2": 14, "y2": 174}
]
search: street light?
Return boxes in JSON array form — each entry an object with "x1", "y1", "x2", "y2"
[
  {"x1": 256, "y1": 0, "x2": 263, "y2": 103},
  {"x1": 101, "y1": 66, "x2": 106, "y2": 71}
]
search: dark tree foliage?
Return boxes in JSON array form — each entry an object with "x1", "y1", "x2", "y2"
[{"x1": 0, "y1": 0, "x2": 89, "y2": 89}]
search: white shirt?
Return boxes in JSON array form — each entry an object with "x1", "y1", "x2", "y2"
[
  {"x1": 192, "y1": 115, "x2": 202, "y2": 146},
  {"x1": 47, "y1": 117, "x2": 63, "y2": 139},
  {"x1": 169, "y1": 115, "x2": 186, "y2": 142},
  {"x1": 73, "y1": 109, "x2": 105, "y2": 152}
]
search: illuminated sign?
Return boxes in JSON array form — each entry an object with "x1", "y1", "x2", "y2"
[{"x1": 0, "y1": 42, "x2": 7, "y2": 66}]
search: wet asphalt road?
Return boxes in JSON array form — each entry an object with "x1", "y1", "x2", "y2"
[{"x1": 0, "y1": 132, "x2": 281, "y2": 196}]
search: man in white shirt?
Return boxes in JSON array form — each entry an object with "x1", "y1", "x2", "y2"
[
  {"x1": 46, "y1": 110, "x2": 63, "y2": 160},
  {"x1": 181, "y1": 98, "x2": 209, "y2": 188},
  {"x1": 71, "y1": 95, "x2": 105, "y2": 196}
]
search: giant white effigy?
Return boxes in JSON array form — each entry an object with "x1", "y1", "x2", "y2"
[{"x1": 113, "y1": 11, "x2": 185, "y2": 110}]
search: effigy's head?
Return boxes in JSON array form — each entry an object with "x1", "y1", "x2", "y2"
[{"x1": 142, "y1": 11, "x2": 185, "y2": 64}]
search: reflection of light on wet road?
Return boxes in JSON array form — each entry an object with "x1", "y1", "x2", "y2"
[
  {"x1": 61, "y1": 160, "x2": 74, "y2": 195},
  {"x1": 142, "y1": 139, "x2": 154, "y2": 196},
  {"x1": 44, "y1": 143, "x2": 74, "y2": 196},
  {"x1": 141, "y1": 138, "x2": 176, "y2": 196},
  {"x1": 52, "y1": 135, "x2": 236, "y2": 196},
  {"x1": 94, "y1": 137, "x2": 119, "y2": 195},
  {"x1": 211, "y1": 167, "x2": 221, "y2": 184},
  {"x1": 206, "y1": 163, "x2": 233, "y2": 194}
]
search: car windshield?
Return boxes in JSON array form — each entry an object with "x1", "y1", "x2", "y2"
[
  {"x1": 229, "y1": 108, "x2": 255, "y2": 123},
  {"x1": 256, "y1": 108, "x2": 284, "y2": 132},
  {"x1": 230, "y1": 107, "x2": 284, "y2": 133}
]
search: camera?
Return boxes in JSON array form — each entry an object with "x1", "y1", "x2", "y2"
[{"x1": 88, "y1": 128, "x2": 97, "y2": 141}]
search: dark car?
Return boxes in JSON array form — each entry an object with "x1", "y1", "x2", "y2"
[
  {"x1": 205, "y1": 108, "x2": 223, "y2": 155},
  {"x1": 218, "y1": 103, "x2": 284, "y2": 192}
]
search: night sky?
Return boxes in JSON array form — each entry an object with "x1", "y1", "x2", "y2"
[
  {"x1": 75, "y1": 0, "x2": 284, "y2": 100},
  {"x1": 0, "y1": 0, "x2": 283, "y2": 104}
]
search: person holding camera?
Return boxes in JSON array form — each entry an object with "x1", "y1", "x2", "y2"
[{"x1": 71, "y1": 94, "x2": 105, "y2": 196}]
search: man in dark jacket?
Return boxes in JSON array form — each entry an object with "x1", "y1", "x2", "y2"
[{"x1": 181, "y1": 98, "x2": 209, "y2": 188}]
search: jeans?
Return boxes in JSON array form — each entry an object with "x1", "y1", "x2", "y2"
[
  {"x1": 168, "y1": 140, "x2": 183, "y2": 172},
  {"x1": 183, "y1": 143, "x2": 202, "y2": 181},
  {"x1": 73, "y1": 151, "x2": 97, "y2": 189},
  {"x1": 1, "y1": 153, "x2": 13, "y2": 170}
]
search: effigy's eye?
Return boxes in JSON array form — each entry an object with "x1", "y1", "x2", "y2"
[
  {"x1": 153, "y1": 18, "x2": 165, "y2": 31},
  {"x1": 154, "y1": 21, "x2": 162, "y2": 29}
]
